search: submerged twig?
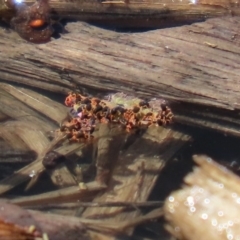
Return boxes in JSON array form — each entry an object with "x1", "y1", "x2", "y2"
[
  {"x1": 21, "y1": 201, "x2": 164, "y2": 210},
  {"x1": 0, "y1": 138, "x2": 84, "y2": 195},
  {"x1": 11, "y1": 181, "x2": 107, "y2": 206},
  {"x1": 78, "y1": 207, "x2": 164, "y2": 234},
  {"x1": 164, "y1": 155, "x2": 240, "y2": 240}
]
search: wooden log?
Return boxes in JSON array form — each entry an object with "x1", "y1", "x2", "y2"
[
  {"x1": 1, "y1": 0, "x2": 240, "y2": 23},
  {"x1": 1, "y1": 17, "x2": 240, "y2": 136},
  {"x1": 164, "y1": 155, "x2": 240, "y2": 240}
]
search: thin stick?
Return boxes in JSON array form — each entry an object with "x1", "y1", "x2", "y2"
[
  {"x1": 24, "y1": 201, "x2": 164, "y2": 209},
  {"x1": 11, "y1": 181, "x2": 107, "y2": 206}
]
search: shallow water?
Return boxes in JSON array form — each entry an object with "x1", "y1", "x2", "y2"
[{"x1": 0, "y1": 84, "x2": 240, "y2": 239}]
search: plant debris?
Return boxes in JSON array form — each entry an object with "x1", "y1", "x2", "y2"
[
  {"x1": 62, "y1": 92, "x2": 174, "y2": 142},
  {"x1": 0, "y1": 86, "x2": 183, "y2": 240}
]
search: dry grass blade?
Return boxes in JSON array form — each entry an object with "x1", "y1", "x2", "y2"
[
  {"x1": 0, "y1": 87, "x2": 56, "y2": 131},
  {"x1": 0, "y1": 83, "x2": 67, "y2": 124},
  {"x1": 28, "y1": 201, "x2": 164, "y2": 209},
  {"x1": 11, "y1": 181, "x2": 107, "y2": 206},
  {"x1": 81, "y1": 208, "x2": 164, "y2": 234},
  {"x1": 0, "y1": 83, "x2": 79, "y2": 192},
  {"x1": 27, "y1": 207, "x2": 163, "y2": 236},
  {"x1": 0, "y1": 121, "x2": 51, "y2": 155},
  {"x1": 0, "y1": 127, "x2": 30, "y2": 152}
]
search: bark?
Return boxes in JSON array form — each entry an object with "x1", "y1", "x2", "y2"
[
  {"x1": 1, "y1": 16, "x2": 240, "y2": 135},
  {"x1": 1, "y1": 0, "x2": 239, "y2": 22}
]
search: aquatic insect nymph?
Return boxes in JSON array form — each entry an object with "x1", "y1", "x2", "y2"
[{"x1": 6, "y1": 0, "x2": 53, "y2": 43}]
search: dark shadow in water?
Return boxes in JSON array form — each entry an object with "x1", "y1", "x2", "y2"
[{"x1": 129, "y1": 124, "x2": 240, "y2": 240}]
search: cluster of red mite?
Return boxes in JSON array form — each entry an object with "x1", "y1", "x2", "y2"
[{"x1": 61, "y1": 92, "x2": 174, "y2": 142}]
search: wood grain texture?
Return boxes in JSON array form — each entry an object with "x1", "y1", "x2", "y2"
[
  {"x1": 82, "y1": 125, "x2": 190, "y2": 240},
  {"x1": 1, "y1": 16, "x2": 240, "y2": 135},
  {"x1": 1, "y1": 0, "x2": 238, "y2": 21}
]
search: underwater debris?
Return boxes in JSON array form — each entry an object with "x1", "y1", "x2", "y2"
[
  {"x1": 164, "y1": 155, "x2": 240, "y2": 240},
  {"x1": 0, "y1": 219, "x2": 47, "y2": 240},
  {"x1": 61, "y1": 92, "x2": 173, "y2": 142}
]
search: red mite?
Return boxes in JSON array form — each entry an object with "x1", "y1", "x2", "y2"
[{"x1": 10, "y1": 0, "x2": 53, "y2": 43}]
